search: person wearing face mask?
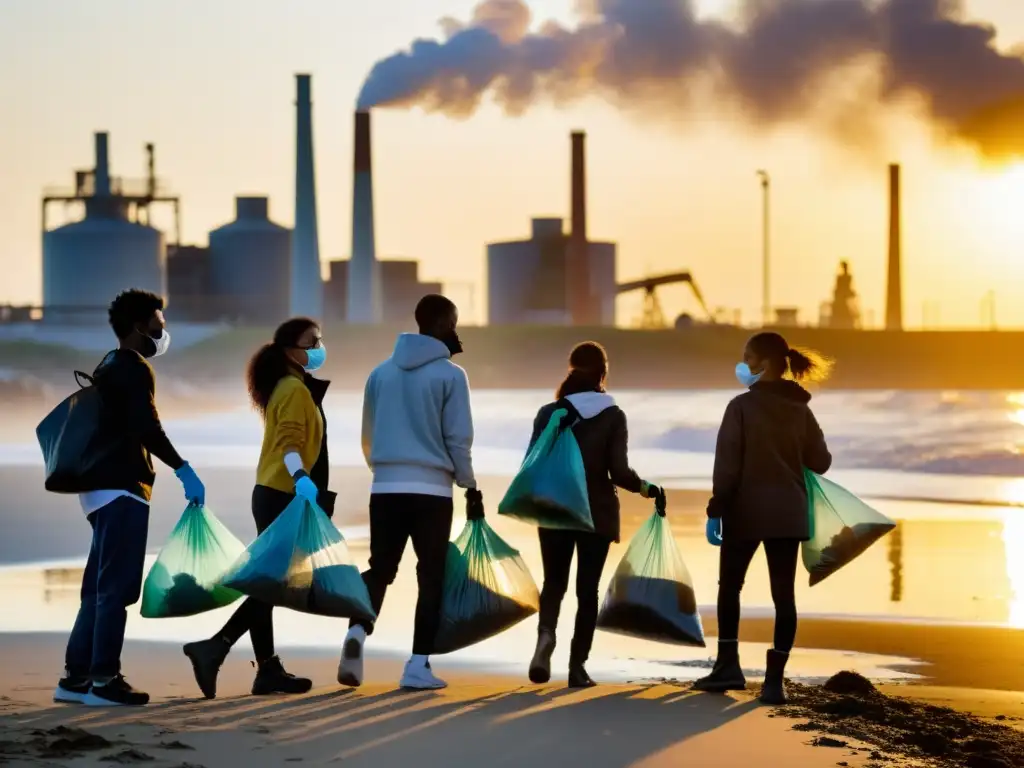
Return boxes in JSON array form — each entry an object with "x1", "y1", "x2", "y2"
[
  {"x1": 55, "y1": 289, "x2": 205, "y2": 707},
  {"x1": 694, "y1": 332, "x2": 832, "y2": 705},
  {"x1": 182, "y1": 317, "x2": 333, "y2": 699},
  {"x1": 337, "y1": 294, "x2": 478, "y2": 691}
]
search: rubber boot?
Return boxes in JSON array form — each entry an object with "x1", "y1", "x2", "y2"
[
  {"x1": 529, "y1": 630, "x2": 556, "y2": 684},
  {"x1": 251, "y1": 656, "x2": 313, "y2": 696},
  {"x1": 692, "y1": 641, "x2": 746, "y2": 692},
  {"x1": 567, "y1": 662, "x2": 596, "y2": 689},
  {"x1": 183, "y1": 637, "x2": 230, "y2": 700},
  {"x1": 759, "y1": 649, "x2": 788, "y2": 705}
]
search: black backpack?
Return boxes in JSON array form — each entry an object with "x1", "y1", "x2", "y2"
[{"x1": 36, "y1": 370, "x2": 108, "y2": 493}]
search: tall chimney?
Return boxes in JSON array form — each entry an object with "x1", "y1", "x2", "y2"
[
  {"x1": 567, "y1": 130, "x2": 593, "y2": 325},
  {"x1": 94, "y1": 132, "x2": 110, "y2": 197},
  {"x1": 348, "y1": 110, "x2": 382, "y2": 324},
  {"x1": 291, "y1": 74, "x2": 323, "y2": 319},
  {"x1": 885, "y1": 163, "x2": 903, "y2": 331}
]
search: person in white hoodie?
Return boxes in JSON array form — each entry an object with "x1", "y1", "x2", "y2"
[
  {"x1": 525, "y1": 341, "x2": 664, "y2": 688},
  {"x1": 338, "y1": 294, "x2": 482, "y2": 690}
]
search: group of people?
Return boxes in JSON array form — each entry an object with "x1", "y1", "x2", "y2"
[{"x1": 53, "y1": 288, "x2": 831, "y2": 709}]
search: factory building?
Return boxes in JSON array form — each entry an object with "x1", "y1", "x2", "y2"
[
  {"x1": 41, "y1": 132, "x2": 177, "y2": 323},
  {"x1": 487, "y1": 218, "x2": 616, "y2": 325},
  {"x1": 325, "y1": 259, "x2": 441, "y2": 324}
]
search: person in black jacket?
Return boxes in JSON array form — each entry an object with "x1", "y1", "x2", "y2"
[
  {"x1": 526, "y1": 342, "x2": 664, "y2": 688},
  {"x1": 694, "y1": 332, "x2": 832, "y2": 705},
  {"x1": 56, "y1": 289, "x2": 206, "y2": 708}
]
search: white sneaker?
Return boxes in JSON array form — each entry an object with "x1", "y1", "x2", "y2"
[
  {"x1": 399, "y1": 658, "x2": 447, "y2": 690},
  {"x1": 337, "y1": 633, "x2": 364, "y2": 688}
]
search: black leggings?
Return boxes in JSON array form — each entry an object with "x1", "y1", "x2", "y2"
[
  {"x1": 537, "y1": 528, "x2": 611, "y2": 665},
  {"x1": 216, "y1": 486, "x2": 294, "y2": 662},
  {"x1": 717, "y1": 537, "x2": 800, "y2": 653}
]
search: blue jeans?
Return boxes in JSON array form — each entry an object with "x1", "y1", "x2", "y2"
[{"x1": 65, "y1": 496, "x2": 150, "y2": 680}]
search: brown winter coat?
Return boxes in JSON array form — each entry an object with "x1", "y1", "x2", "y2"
[{"x1": 707, "y1": 380, "x2": 831, "y2": 541}]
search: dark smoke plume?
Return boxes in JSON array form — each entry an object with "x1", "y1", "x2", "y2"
[{"x1": 357, "y1": 0, "x2": 1024, "y2": 158}]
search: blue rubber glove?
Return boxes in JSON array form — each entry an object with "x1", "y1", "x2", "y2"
[
  {"x1": 174, "y1": 462, "x2": 205, "y2": 506},
  {"x1": 295, "y1": 475, "x2": 319, "y2": 504},
  {"x1": 705, "y1": 517, "x2": 723, "y2": 547}
]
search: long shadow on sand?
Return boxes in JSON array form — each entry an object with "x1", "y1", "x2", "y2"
[{"x1": 1, "y1": 683, "x2": 761, "y2": 767}]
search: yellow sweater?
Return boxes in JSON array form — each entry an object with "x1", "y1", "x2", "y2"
[{"x1": 256, "y1": 373, "x2": 324, "y2": 494}]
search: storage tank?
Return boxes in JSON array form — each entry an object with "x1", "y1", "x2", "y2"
[
  {"x1": 42, "y1": 132, "x2": 165, "y2": 320},
  {"x1": 43, "y1": 218, "x2": 165, "y2": 315},
  {"x1": 208, "y1": 196, "x2": 291, "y2": 324}
]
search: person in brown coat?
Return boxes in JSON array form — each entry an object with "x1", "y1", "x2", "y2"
[
  {"x1": 525, "y1": 342, "x2": 665, "y2": 688},
  {"x1": 694, "y1": 332, "x2": 832, "y2": 705}
]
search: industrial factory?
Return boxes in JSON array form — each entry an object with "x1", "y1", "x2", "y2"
[
  {"x1": 35, "y1": 76, "x2": 439, "y2": 328},
  {"x1": 28, "y1": 69, "x2": 907, "y2": 334}
]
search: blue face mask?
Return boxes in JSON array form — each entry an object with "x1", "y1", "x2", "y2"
[
  {"x1": 735, "y1": 362, "x2": 763, "y2": 389},
  {"x1": 304, "y1": 345, "x2": 326, "y2": 372}
]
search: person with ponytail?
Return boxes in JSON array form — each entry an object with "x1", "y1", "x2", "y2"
[
  {"x1": 183, "y1": 317, "x2": 333, "y2": 699},
  {"x1": 694, "y1": 332, "x2": 832, "y2": 705},
  {"x1": 526, "y1": 341, "x2": 664, "y2": 688}
]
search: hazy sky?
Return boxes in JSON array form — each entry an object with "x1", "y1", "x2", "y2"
[{"x1": 3, "y1": 0, "x2": 1024, "y2": 328}]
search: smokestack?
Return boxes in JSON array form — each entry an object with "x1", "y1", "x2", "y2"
[
  {"x1": 885, "y1": 163, "x2": 903, "y2": 331},
  {"x1": 567, "y1": 130, "x2": 593, "y2": 325},
  {"x1": 348, "y1": 110, "x2": 382, "y2": 324},
  {"x1": 291, "y1": 74, "x2": 323, "y2": 320},
  {"x1": 94, "y1": 132, "x2": 110, "y2": 197}
]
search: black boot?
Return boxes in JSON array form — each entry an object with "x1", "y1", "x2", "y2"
[
  {"x1": 759, "y1": 649, "x2": 788, "y2": 705},
  {"x1": 183, "y1": 637, "x2": 231, "y2": 700},
  {"x1": 529, "y1": 630, "x2": 556, "y2": 684},
  {"x1": 693, "y1": 641, "x2": 746, "y2": 692},
  {"x1": 251, "y1": 656, "x2": 313, "y2": 696},
  {"x1": 568, "y1": 661, "x2": 596, "y2": 688}
]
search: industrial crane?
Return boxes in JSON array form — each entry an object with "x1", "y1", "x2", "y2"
[{"x1": 615, "y1": 271, "x2": 714, "y2": 329}]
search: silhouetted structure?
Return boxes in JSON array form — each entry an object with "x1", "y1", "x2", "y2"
[
  {"x1": 568, "y1": 131, "x2": 597, "y2": 326},
  {"x1": 826, "y1": 261, "x2": 860, "y2": 329},
  {"x1": 349, "y1": 111, "x2": 382, "y2": 324},
  {"x1": 291, "y1": 74, "x2": 323, "y2": 320},
  {"x1": 325, "y1": 259, "x2": 441, "y2": 323},
  {"x1": 886, "y1": 163, "x2": 903, "y2": 331}
]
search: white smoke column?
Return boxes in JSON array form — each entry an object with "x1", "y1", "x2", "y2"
[{"x1": 356, "y1": 0, "x2": 1024, "y2": 157}]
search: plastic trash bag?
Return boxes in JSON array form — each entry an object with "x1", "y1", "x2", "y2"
[
  {"x1": 498, "y1": 407, "x2": 594, "y2": 531},
  {"x1": 36, "y1": 371, "x2": 110, "y2": 493},
  {"x1": 596, "y1": 505, "x2": 705, "y2": 647},
  {"x1": 434, "y1": 519, "x2": 540, "y2": 654},
  {"x1": 140, "y1": 503, "x2": 246, "y2": 618},
  {"x1": 802, "y1": 469, "x2": 896, "y2": 586},
  {"x1": 221, "y1": 497, "x2": 376, "y2": 623}
]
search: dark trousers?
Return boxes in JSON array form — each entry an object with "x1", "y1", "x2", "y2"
[
  {"x1": 537, "y1": 528, "x2": 611, "y2": 665},
  {"x1": 65, "y1": 497, "x2": 150, "y2": 680},
  {"x1": 717, "y1": 537, "x2": 801, "y2": 653},
  {"x1": 349, "y1": 493, "x2": 454, "y2": 656},
  {"x1": 217, "y1": 486, "x2": 295, "y2": 662}
]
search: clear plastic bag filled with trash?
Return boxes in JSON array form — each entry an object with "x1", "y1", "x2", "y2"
[
  {"x1": 597, "y1": 504, "x2": 705, "y2": 647},
  {"x1": 221, "y1": 497, "x2": 375, "y2": 623},
  {"x1": 434, "y1": 518, "x2": 540, "y2": 654},
  {"x1": 140, "y1": 503, "x2": 246, "y2": 619}
]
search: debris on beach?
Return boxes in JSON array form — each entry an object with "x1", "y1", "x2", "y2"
[
  {"x1": 775, "y1": 671, "x2": 1024, "y2": 768},
  {"x1": 100, "y1": 747, "x2": 156, "y2": 763}
]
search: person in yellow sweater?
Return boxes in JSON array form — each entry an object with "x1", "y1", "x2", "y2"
[{"x1": 182, "y1": 317, "x2": 334, "y2": 699}]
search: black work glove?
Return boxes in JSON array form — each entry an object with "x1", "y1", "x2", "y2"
[{"x1": 466, "y1": 488, "x2": 485, "y2": 521}]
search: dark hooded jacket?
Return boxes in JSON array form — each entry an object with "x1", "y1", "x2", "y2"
[
  {"x1": 529, "y1": 391, "x2": 643, "y2": 542},
  {"x1": 707, "y1": 380, "x2": 831, "y2": 541}
]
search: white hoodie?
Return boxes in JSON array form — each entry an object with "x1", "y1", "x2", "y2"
[{"x1": 361, "y1": 333, "x2": 476, "y2": 497}]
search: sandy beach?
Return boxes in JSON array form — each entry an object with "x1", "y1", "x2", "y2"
[{"x1": 2, "y1": 464, "x2": 1024, "y2": 765}]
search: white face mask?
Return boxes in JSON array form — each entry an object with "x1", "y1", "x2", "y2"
[
  {"x1": 152, "y1": 329, "x2": 171, "y2": 358},
  {"x1": 735, "y1": 362, "x2": 763, "y2": 389}
]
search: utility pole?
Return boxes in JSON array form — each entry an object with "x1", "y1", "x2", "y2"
[{"x1": 756, "y1": 170, "x2": 771, "y2": 327}]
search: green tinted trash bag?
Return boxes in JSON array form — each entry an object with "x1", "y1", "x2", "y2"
[
  {"x1": 434, "y1": 519, "x2": 540, "y2": 654},
  {"x1": 596, "y1": 506, "x2": 705, "y2": 647},
  {"x1": 140, "y1": 503, "x2": 246, "y2": 618},
  {"x1": 498, "y1": 407, "x2": 594, "y2": 531},
  {"x1": 221, "y1": 497, "x2": 376, "y2": 623},
  {"x1": 802, "y1": 470, "x2": 896, "y2": 586}
]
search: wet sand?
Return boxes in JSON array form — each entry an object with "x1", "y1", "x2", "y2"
[{"x1": 0, "y1": 634, "x2": 875, "y2": 768}]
